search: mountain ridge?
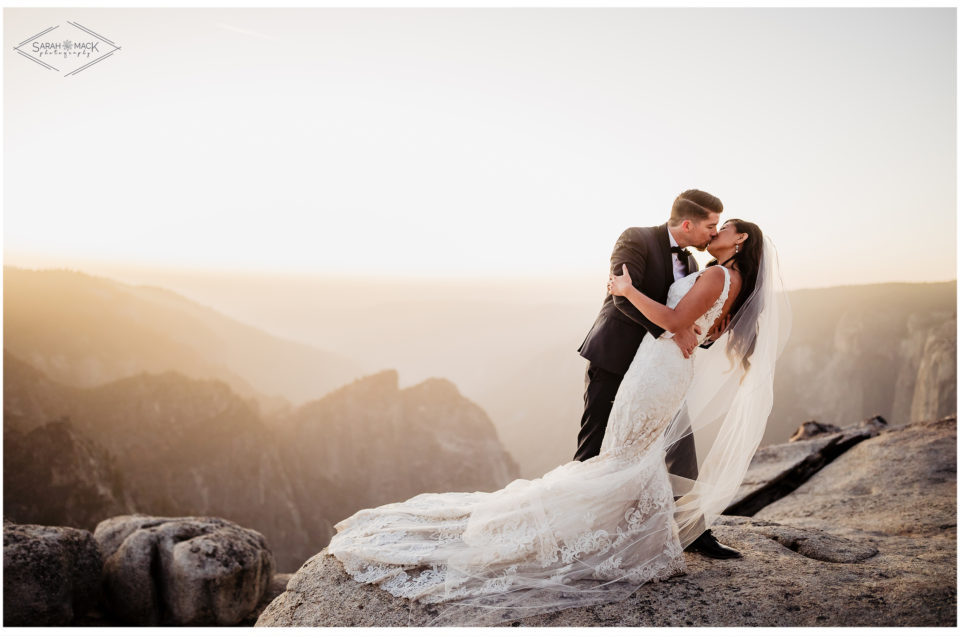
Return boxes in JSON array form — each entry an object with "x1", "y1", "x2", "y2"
[{"x1": 3, "y1": 351, "x2": 519, "y2": 571}]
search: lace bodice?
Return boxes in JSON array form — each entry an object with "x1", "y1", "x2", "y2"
[{"x1": 665, "y1": 266, "x2": 732, "y2": 346}]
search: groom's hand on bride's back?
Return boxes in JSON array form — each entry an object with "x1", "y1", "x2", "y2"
[
  {"x1": 700, "y1": 314, "x2": 732, "y2": 349},
  {"x1": 673, "y1": 324, "x2": 701, "y2": 359}
]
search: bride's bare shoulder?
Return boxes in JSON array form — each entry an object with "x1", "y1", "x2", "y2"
[
  {"x1": 688, "y1": 266, "x2": 727, "y2": 301},
  {"x1": 696, "y1": 265, "x2": 740, "y2": 300},
  {"x1": 696, "y1": 265, "x2": 726, "y2": 285},
  {"x1": 706, "y1": 264, "x2": 742, "y2": 284}
]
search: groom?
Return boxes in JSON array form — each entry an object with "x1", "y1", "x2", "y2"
[{"x1": 576, "y1": 189, "x2": 741, "y2": 559}]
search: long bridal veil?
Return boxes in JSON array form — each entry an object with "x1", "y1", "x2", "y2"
[
  {"x1": 333, "y1": 236, "x2": 792, "y2": 627},
  {"x1": 665, "y1": 234, "x2": 792, "y2": 547}
]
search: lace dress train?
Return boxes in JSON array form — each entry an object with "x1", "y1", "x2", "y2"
[{"x1": 328, "y1": 268, "x2": 731, "y2": 625}]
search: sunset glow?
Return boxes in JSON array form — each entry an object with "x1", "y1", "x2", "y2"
[{"x1": 4, "y1": 7, "x2": 956, "y2": 289}]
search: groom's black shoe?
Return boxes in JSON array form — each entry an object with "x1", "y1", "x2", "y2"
[{"x1": 685, "y1": 529, "x2": 741, "y2": 559}]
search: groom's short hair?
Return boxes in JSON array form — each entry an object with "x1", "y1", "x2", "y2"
[{"x1": 670, "y1": 189, "x2": 723, "y2": 225}]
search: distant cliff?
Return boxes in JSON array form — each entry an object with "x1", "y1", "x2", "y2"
[
  {"x1": 768, "y1": 282, "x2": 956, "y2": 444},
  {"x1": 4, "y1": 417, "x2": 130, "y2": 530},
  {"x1": 274, "y1": 370, "x2": 519, "y2": 552},
  {"x1": 3, "y1": 352, "x2": 519, "y2": 571}
]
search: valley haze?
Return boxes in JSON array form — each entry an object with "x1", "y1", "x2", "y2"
[{"x1": 4, "y1": 262, "x2": 955, "y2": 478}]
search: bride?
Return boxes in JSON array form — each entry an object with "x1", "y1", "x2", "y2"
[{"x1": 327, "y1": 219, "x2": 791, "y2": 625}]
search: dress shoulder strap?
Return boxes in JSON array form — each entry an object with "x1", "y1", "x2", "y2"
[{"x1": 719, "y1": 266, "x2": 732, "y2": 304}]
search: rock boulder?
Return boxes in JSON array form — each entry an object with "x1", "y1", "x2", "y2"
[
  {"x1": 95, "y1": 515, "x2": 274, "y2": 626},
  {"x1": 3, "y1": 521, "x2": 103, "y2": 626}
]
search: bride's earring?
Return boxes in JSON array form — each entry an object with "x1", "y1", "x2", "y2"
[{"x1": 735, "y1": 243, "x2": 740, "y2": 253}]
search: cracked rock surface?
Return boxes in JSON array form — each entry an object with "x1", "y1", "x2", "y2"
[
  {"x1": 257, "y1": 417, "x2": 956, "y2": 627},
  {"x1": 95, "y1": 514, "x2": 274, "y2": 626},
  {"x1": 726, "y1": 415, "x2": 888, "y2": 516}
]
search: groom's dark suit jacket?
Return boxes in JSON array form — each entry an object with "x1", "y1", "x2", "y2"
[{"x1": 578, "y1": 223, "x2": 699, "y2": 375}]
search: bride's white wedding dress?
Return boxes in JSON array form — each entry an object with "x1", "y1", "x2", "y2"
[{"x1": 328, "y1": 266, "x2": 732, "y2": 624}]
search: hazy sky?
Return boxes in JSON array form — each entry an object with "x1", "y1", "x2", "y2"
[{"x1": 4, "y1": 7, "x2": 956, "y2": 289}]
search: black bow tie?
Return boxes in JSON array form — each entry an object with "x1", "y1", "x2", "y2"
[{"x1": 671, "y1": 246, "x2": 691, "y2": 259}]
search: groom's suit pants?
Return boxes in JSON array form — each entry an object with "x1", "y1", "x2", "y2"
[{"x1": 574, "y1": 361, "x2": 700, "y2": 486}]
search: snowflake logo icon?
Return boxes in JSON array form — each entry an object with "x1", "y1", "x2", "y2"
[{"x1": 63, "y1": 39, "x2": 73, "y2": 51}]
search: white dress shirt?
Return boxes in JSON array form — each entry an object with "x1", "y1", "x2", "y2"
[{"x1": 667, "y1": 227, "x2": 689, "y2": 281}]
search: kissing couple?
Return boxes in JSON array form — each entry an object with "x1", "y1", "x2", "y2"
[{"x1": 328, "y1": 189, "x2": 791, "y2": 625}]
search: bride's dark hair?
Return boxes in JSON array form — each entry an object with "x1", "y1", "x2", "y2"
[{"x1": 708, "y1": 218, "x2": 764, "y2": 371}]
